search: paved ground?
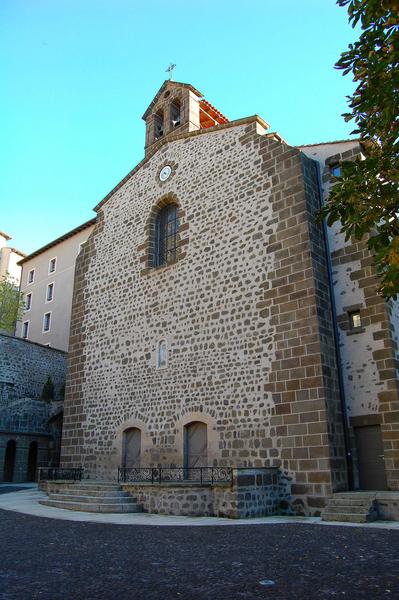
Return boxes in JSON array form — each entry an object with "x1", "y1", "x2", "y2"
[
  {"x1": 0, "y1": 486, "x2": 27, "y2": 495},
  {"x1": 1, "y1": 509, "x2": 398, "y2": 600},
  {"x1": 2, "y1": 487, "x2": 399, "y2": 529}
]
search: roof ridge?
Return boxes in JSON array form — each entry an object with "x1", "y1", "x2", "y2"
[{"x1": 18, "y1": 217, "x2": 96, "y2": 265}]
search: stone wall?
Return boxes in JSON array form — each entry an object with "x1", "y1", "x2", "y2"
[
  {"x1": 0, "y1": 334, "x2": 67, "y2": 482},
  {"x1": 123, "y1": 468, "x2": 290, "y2": 518},
  {"x1": 0, "y1": 334, "x2": 67, "y2": 400}
]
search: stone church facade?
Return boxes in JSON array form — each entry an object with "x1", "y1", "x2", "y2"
[{"x1": 60, "y1": 81, "x2": 399, "y2": 515}]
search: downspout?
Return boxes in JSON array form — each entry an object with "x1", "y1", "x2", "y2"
[{"x1": 314, "y1": 160, "x2": 354, "y2": 490}]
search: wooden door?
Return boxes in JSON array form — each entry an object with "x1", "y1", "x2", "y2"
[
  {"x1": 123, "y1": 428, "x2": 141, "y2": 468},
  {"x1": 184, "y1": 422, "x2": 207, "y2": 468},
  {"x1": 354, "y1": 425, "x2": 387, "y2": 490}
]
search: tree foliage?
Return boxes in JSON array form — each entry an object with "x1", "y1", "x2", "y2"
[
  {"x1": 0, "y1": 272, "x2": 25, "y2": 333},
  {"x1": 41, "y1": 376, "x2": 55, "y2": 402},
  {"x1": 319, "y1": 0, "x2": 399, "y2": 298}
]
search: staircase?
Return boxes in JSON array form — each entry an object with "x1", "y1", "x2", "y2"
[
  {"x1": 322, "y1": 492, "x2": 378, "y2": 523},
  {"x1": 39, "y1": 481, "x2": 143, "y2": 514}
]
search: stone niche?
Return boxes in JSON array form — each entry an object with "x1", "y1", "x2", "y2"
[{"x1": 123, "y1": 467, "x2": 291, "y2": 519}]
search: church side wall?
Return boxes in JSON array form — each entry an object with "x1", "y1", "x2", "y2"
[{"x1": 302, "y1": 143, "x2": 399, "y2": 491}]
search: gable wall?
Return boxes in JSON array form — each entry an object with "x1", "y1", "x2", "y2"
[{"x1": 61, "y1": 123, "x2": 347, "y2": 512}]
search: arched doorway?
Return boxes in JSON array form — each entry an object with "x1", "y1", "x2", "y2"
[
  {"x1": 184, "y1": 422, "x2": 207, "y2": 469},
  {"x1": 3, "y1": 440, "x2": 16, "y2": 482},
  {"x1": 122, "y1": 428, "x2": 141, "y2": 468},
  {"x1": 26, "y1": 441, "x2": 38, "y2": 482}
]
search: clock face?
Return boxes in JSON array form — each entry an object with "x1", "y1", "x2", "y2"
[{"x1": 159, "y1": 165, "x2": 172, "y2": 182}]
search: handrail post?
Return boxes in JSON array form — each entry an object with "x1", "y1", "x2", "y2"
[
  {"x1": 200, "y1": 467, "x2": 203, "y2": 485},
  {"x1": 211, "y1": 468, "x2": 214, "y2": 485},
  {"x1": 159, "y1": 467, "x2": 162, "y2": 484}
]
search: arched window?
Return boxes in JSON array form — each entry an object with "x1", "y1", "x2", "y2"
[
  {"x1": 154, "y1": 109, "x2": 164, "y2": 140},
  {"x1": 156, "y1": 339, "x2": 167, "y2": 369},
  {"x1": 154, "y1": 203, "x2": 179, "y2": 267},
  {"x1": 170, "y1": 99, "x2": 181, "y2": 128}
]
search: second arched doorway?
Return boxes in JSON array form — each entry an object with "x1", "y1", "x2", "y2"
[
  {"x1": 184, "y1": 421, "x2": 207, "y2": 469},
  {"x1": 122, "y1": 428, "x2": 141, "y2": 468}
]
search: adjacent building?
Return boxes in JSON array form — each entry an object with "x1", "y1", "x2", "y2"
[
  {"x1": 0, "y1": 230, "x2": 25, "y2": 283},
  {"x1": 51, "y1": 80, "x2": 398, "y2": 516},
  {"x1": 0, "y1": 333, "x2": 67, "y2": 483},
  {"x1": 16, "y1": 219, "x2": 95, "y2": 351}
]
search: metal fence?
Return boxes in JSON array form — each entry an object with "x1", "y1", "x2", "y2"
[
  {"x1": 38, "y1": 467, "x2": 83, "y2": 482},
  {"x1": 118, "y1": 466, "x2": 233, "y2": 485}
]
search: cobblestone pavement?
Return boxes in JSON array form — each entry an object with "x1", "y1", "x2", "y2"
[{"x1": 1, "y1": 509, "x2": 398, "y2": 600}]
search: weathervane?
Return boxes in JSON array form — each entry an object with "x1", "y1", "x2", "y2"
[{"x1": 166, "y1": 63, "x2": 176, "y2": 80}]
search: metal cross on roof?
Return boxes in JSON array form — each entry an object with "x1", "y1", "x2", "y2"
[{"x1": 165, "y1": 63, "x2": 176, "y2": 80}]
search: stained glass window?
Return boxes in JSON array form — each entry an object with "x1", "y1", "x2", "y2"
[{"x1": 154, "y1": 204, "x2": 179, "y2": 267}]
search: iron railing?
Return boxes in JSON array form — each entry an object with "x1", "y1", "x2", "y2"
[
  {"x1": 38, "y1": 467, "x2": 83, "y2": 482},
  {"x1": 118, "y1": 466, "x2": 233, "y2": 485}
]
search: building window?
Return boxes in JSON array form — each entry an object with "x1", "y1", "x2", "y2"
[
  {"x1": 170, "y1": 99, "x2": 181, "y2": 128},
  {"x1": 46, "y1": 283, "x2": 54, "y2": 302},
  {"x1": 22, "y1": 321, "x2": 29, "y2": 339},
  {"x1": 28, "y1": 269, "x2": 35, "y2": 284},
  {"x1": 330, "y1": 164, "x2": 341, "y2": 177},
  {"x1": 25, "y1": 293, "x2": 32, "y2": 311},
  {"x1": 154, "y1": 109, "x2": 164, "y2": 140},
  {"x1": 156, "y1": 339, "x2": 167, "y2": 369},
  {"x1": 43, "y1": 312, "x2": 51, "y2": 332},
  {"x1": 154, "y1": 204, "x2": 179, "y2": 267},
  {"x1": 349, "y1": 310, "x2": 362, "y2": 330},
  {"x1": 48, "y1": 257, "x2": 57, "y2": 273}
]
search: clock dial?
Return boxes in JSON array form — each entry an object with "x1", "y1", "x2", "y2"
[{"x1": 159, "y1": 165, "x2": 172, "y2": 182}]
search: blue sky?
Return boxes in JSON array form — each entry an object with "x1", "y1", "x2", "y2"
[{"x1": 1, "y1": 0, "x2": 358, "y2": 254}]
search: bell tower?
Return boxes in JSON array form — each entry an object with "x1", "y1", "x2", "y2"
[{"x1": 142, "y1": 81, "x2": 229, "y2": 155}]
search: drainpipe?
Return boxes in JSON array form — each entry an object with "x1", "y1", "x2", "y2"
[{"x1": 314, "y1": 160, "x2": 354, "y2": 491}]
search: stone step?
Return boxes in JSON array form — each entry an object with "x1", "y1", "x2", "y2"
[
  {"x1": 39, "y1": 499, "x2": 142, "y2": 513},
  {"x1": 333, "y1": 493, "x2": 376, "y2": 500},
  {"x1": 323, "y1": 505, "x2": 371, "y2": 515},
  {"x1": 49, "y1": 493, "x2": 137, "y2": 504},
  {"x1": 71, "y1": 481, "x2": 119, "y2": 487},
  {"x1": 327, "y1": 498, "x2": 372, "y2": 508},
  {"x1": 322, "y1": 511, "x2": 373, "y2": 523},
  {"x1": 52, "y1": 488, "x2": 130, "y2": 498},
  {"x1": 60, "y1": 484, "x2": 123, "y2": 493}
]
